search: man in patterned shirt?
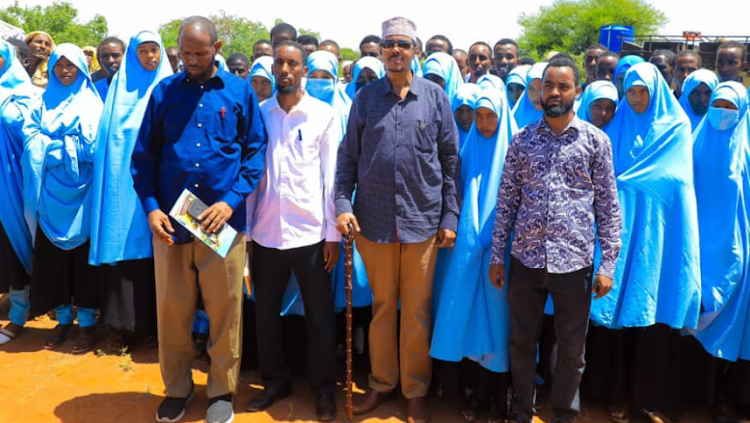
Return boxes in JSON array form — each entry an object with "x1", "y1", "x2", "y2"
[{"x1": 489, "y1": 54, "x2": 622, "y2": 423}]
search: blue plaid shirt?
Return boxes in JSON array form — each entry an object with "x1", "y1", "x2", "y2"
[{"x1": 335, "y1": 76, "x2": 460, "y2": 243}]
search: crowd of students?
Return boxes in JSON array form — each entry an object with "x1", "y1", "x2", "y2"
[{"x1": 0, "y1": 16, "x2": 749, "y2": 423}]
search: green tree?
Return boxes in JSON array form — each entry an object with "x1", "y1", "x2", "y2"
[
  {"x1": 341, "y1": 48, "x2": 359, "y2": 62},
  {"x1": 0, "y1": 1, "x2": 108, "y2": 47},
  {"x1": 159, "y1": 11, "x2": 269, "y2": 56},
  {"x1": 272, "y1": 18, "x2": 320, "y2": 41},
  {"x1": 517, "y1": 0, "x2": 666, "y2": 59}
]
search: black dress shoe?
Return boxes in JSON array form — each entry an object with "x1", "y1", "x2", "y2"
[
  {"x1": 315, "y1": 393, "x2": 337, "y2": 422},
  {"x1": 245, "y1": 383, "x2": 292, "y2": 412}
]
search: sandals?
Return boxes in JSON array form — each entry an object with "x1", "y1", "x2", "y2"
[
  {"x1": 460, "y1": 398, "x2": 480, "y2": 422},
  {"x1": 71, "y1": 326, "x2": 97, "y2": 355},
  {"x1": 44, "y1": 324, "x2": 73, "y2": 350},
  {"x1": 486, "y1": 397, "x2": 506, "y2": 423},
  {"x1": 0, "y1": 323, "x2": 24, "y2": 345},
  {"x1": 608, "y1": 405, "x2": 630, "y2": 423},
  {"x1": 106, "y1": 331, "x2": 129, "y2": 354},
  {"x1": 644, "y1": 408, "x2": 673, "y2": 423}
]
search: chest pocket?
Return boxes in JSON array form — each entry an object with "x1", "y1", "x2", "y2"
[
  {"x1": 562, "y1": 153, "x2": 593, "y2": 190},
  {"x1": 414, "y1": 117, "x2": 439, "y2": 154},
  {"x1": 212, "y1": 105, "x2": 242, "y2": 146}
]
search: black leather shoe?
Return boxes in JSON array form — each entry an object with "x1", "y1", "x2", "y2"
[
  {"x1": 245, "y1": 383, "x2": 292, "y2": 412},
  {"x1": 315, "y1": 393, "x2": 336, "y2": 422}
]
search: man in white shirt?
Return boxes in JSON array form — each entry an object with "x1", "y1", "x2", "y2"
[{"x1": 244, "y1": 40, "x2": 341, "y2": 422}]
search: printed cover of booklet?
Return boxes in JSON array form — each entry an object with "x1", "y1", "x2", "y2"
[{"x1": 169, "y1": 188, "x2": 237, "y2": 258}]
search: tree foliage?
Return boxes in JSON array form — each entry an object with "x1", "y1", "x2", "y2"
[
  {"x1": 159, "y1": 11, "x2": 269, "y2": 56},
  {"x1": 517, "y1": 0, "x2": 666, "y2": 59},
  {"x1": 0, "y1": 1, "x2": 108, "y2": 47}
]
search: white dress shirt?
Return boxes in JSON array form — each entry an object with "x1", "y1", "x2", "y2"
[{"x1": 246, "y1": 92, "x2": 342, "y2": 249}]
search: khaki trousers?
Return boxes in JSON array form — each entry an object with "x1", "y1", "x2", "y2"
[
  {"x1": 356, "y1": 235, "x2": 438, "y2": 399},
  {"x1": 153, "y1": 233, "x2": 245, "y2": 398}
]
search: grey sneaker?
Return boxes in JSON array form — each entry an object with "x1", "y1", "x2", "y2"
[{"x1": 206, "y1": 395, "x2": 234, "y2": 423}]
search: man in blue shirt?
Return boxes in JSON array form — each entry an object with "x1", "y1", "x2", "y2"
[
  {"x1": 131, "y1": 16, "x2": 267, "y2": 423},
  {"x1": 93, "y1": 37, "x2": 124, "y2": 99}
]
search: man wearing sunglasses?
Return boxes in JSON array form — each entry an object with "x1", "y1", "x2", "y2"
[{"x1": 335, "y1": 16, "x2": 459, "y2": 423}]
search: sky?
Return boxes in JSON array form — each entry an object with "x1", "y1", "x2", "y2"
[{"x1": 1, "y1": 0, "x2": 746, "y2": 52}]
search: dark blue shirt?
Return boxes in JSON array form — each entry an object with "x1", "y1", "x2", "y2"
[
  {"x1": 132, "y1": 68, "x2": 267, "y2": 244},
  {"x1": 94, "y1": 77, "x2": 109, "y2": 101},
  {"x1": 335, "y1": 76, "x2": 460, "y2": 243}
]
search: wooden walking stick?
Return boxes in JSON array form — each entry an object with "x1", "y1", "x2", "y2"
[{"x1": 344, "y1": 223, "x2": 355, "y2": 423}]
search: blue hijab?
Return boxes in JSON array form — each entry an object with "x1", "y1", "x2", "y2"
[
  {"x1": 678, "y1": 69, "x2": 719, "y2": 131},
  {"x1": 306, "y1": 50, "x2": 351, "y2": 138},
  {"x1": 249, "y1": 56, "x2": 276, "y2": 96},
  {"x1": 345, "y1": 57, "x2": 384, "y2": 100},
  {"x1": 692, "y1": 82, "x2": 750, "y2": 361},
  {"x1": 0, "y1": 41, "x2": 37, "y2": 273},
  {"x1": 431, "y1": 89, "x2": 517, "y2": 372},
  {"x1": 591, "y1": 62, "x2": 701, "y2": 329},
  {"x1": 411, "y1": 56, "x2": 422, "y2": 77},
  {"x1": 452, "y1": 83, "x2": 480, "y2": 151},
  {"x1": 576, "y1": 80, "x2": 619, "y2": 130},
  {"x1": 423, "y1": 52, "x2": 463, "y2": 103},
  {"x1": 512, "y1": 62, "x2": 547, "y2": 129},
  {"x1": 506, "y1": 65, "x2": 529, "y2": 89},
  {"x1": 89, "y1": 31, "x2": 173, "y2": 265},
  {"x1": 22, "y1": 43, "x2": 103, "y2": 250},
  {"x1": 477, "y1": 74, "x2": 507, "y2": 98},
  {"x1": 614, "y1": 55, "x2": 645, "y2": 98}
]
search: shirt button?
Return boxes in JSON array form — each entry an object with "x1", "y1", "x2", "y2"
[
  {"x1": 196, "y1": 143, "x2": 201, "y2": 147},
  {"x1": 194, "y1": 184, "x2": 199, "y2": 188},
  {"x1": 200, "y1": 85, "x2": 204, "y2": 89},
  {"x1": 199, "y1": 103, "x2": 203, "y2": 108},
  {"x1": 195, "y1": 163, "x2": 200, "y2": 167},
  {"x1": 198, "y1": 123, "x2": 203, "y2": 128}
]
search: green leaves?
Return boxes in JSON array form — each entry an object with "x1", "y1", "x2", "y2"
[{"x1": 0, "y1": 1, "x2": 108, "y2": 47}]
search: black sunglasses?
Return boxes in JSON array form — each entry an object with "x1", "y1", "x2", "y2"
[{"x1": 381, "y1": 39, "x2": 414, "y2": 50}]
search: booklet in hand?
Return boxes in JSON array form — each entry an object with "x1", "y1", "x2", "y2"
[{"x1": 169, "y1": 188, "x2": 237, "y2": 258}]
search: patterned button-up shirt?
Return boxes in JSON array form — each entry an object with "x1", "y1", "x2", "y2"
[{"x1": 490, "y1": 117, "x2": 622, "y2": 278}]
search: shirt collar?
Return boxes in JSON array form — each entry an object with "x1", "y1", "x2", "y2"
[
  {"x1": 379, "y1": 74, "x2": 426, "y2": 99},
  {"x1": 535, "y1": 115, "x2": 583, "y2": 137},
  {"x1": 180, "y1": 67, "x2": 228, "y2": 88},
  {"x1": 268, "y1": 91, "x2": 314, "y2": 116}
]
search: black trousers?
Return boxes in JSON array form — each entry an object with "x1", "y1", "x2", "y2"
[
  {"x1": 252, "y1": 240, "x2": 336, "y2": 394},
  {"x1": 101, "y1": 258, "x2": 157, "y2": 336}
]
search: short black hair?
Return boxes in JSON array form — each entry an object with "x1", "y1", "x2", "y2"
[
  {"x1": 274, "y1": 40, "x2": 307, "y2": 65},
  {"x1": 320, "y1": 39, "x2": 340, "y2": 54},
  {"x1": 254, "y1": 39, "x2": 271, "y2": 48},
  {"x1": 650, "y1": 49, "x2": 675, "y2": 66},
  {"x1": 97, "y1": 36, "x2": 126, "y2": 57},
  {"x1": 543, "y1": 53, "x2": 581, "y2": 86},
  {"x1": 493, "y1": 38, "x2": 519, "y2": 56},
  {"x1": 520, "y1": 57, "x2": 536, "y2": 65},
  {"x1": 585, "y1": 43, "x2": 608, "y2": 52},
  {"x1": 427, "y1": 34, "x2": 453, "y2": 55},
  {"x1": 599, "y1": 50, "x2": 620, "y2": 61},
  {"x1": 271, "y1": 23, "x2": 297, "y2": 42},
  {"x1": 6, "y1": 38, "x2": 29, "y2": 60},
  {"x1": 179, "y1": 16, "x2": 218, "y2": 44},
  {"x1": 416, "y1": 37, "x2": 423, "y2": 51},
  {"x1": 718, "y1": 41, "x2": 747, "y2": 62},
  {"x1": 359, "y1": 35, "x2": 381, "y2": 49},
  {"x1": 453, "y1": 48, "x2": 467, "y2": 56},
  {"x1": 469, "y1": 41, "x2": 492, "y2": 54},
  {"x1": 675, "y1": 49, "x2": 702, "y2": 67},
  {"x1": 227, "y1": 52, "x2": 249, "y2": 65},
  {"x1": 297, "y1": 34, "x2": 319, "y2": 47}
]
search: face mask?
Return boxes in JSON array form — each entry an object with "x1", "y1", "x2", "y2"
[
  {"x1": 305, "y1": 78, "x2": 335, "y2": 101},
  {"x1": 707, "y1": 106, "x2": 740, "y2": 131}
]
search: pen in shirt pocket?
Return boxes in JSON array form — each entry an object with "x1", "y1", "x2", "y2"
[
  {"x1": 298, "y1": 129, "x2": 303, "y2": 142},
  {"x1": 419, "y1": 119, "x2": 426, "y2": 132},
  {"x1": 221, "y1": 106, "x2": 226, "y2": 120}
]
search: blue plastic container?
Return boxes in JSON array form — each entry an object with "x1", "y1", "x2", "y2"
[{"x1": 599, "y1": 25, "x2": 635, "y2": 53}]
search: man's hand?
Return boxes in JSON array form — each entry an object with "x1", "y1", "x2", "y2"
[
  {"x1": 148, "y1": 209, "x2": 175, "y2": 246},
  {"x1": 198, "y1": 201, "x2": 233, "y2": 234},
  {"x1": 593, "y1": 274, "x2": 613, "y2": 299},
  {"x1": 436, "y1": 229, "x2": 457, "y2": 248},
  {"x1": 489, "y1": 264, "x2": 505, "y2": 290},
  {"x1": 336, "y1": 213, "x2": 360, "y2": 236},
  {"x1": 323, "y1": 242, "x2": 340, "y2": 273}
]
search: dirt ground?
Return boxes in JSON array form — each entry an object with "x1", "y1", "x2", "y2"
[{"x1": 0, "y1": 313, "x2": 714, "y2": 423}]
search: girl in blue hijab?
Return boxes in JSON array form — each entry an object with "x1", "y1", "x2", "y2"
[
  {"x1": 248, "y1": 56, "x2": 275, "y2": 102},
  {"x1": 452, "y1": 84, "x2": 480, "y2": 151},
  {"x1": 306, "y1": 50, "x2": 351, "y2": 137},
  {"x1": 345, "y1": 56, "x2": 384, "y2": 100},
  {"x1": 590, "y1": 62, "x2": 700, "y2": 423},
  {"x1": 423, "y1": 51, "x2": 463, "y2": 104},
  {"x1": 511, "y1": 62, "x2": 547, "y2": 129},
  {"x1": 678, "y1": 69, "x2": 719, "y2": 131},
  {"x1": 691, "y1": 82, "x2": 750, "y2": 421},
  {"x1": 0, "y1": 40, "x2": 38, "y2": 344},
  {"x1": 506, "y1": 64, "x2": 530, "y2": 108},
  {"x1": 22, "y1": 43, "x2": 104, "y2": 354},
  {"x1": 576, "y1": 80, "x2": 619, "y2": 130},
  {"x1": 89, "y1": 31, "x2": 173, "y2": 348},
  {"x1": 431, "y1": 89, "x2": 517, "y2": 422},
  {"x1": 613, "y1": 55, "x2": 645, "y2": 98}
]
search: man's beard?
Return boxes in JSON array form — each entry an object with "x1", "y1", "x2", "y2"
[
  {"x1": 277, "y1": 83, "x2": 299, "y2": 95},
  {"x1": 542, "y1": 97, "x2": 575, "y2": 117}
]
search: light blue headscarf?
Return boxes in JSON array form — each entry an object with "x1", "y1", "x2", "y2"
[
  {"x1": 511, "y1": 61, "x2": 547, "y2": 129},
  {"x1": 506, "y1": 65, "x2": 529, "y2": 89},
  {"x1": 691, "y1": 82, "x2": 750, "y2": 361},
  {"x1": 22, "y1": 43, "x2": 103, "y2": 250},
  {"x1": 576, "y1": 80, "x2": 619, "y2": 130},
  {"x1": 431, "y1": 89, "x2": 517, "y2": 372},
  {"x1": 422, "y1": 52, "x2": 463, "y2": 103},
  {"x1": 614, "y1": 55, "x2": 645, "y2": 99},
  {"x1": 411, "y1": 56, "x2": 422, "y2": 77},
  {"x1": 591, "y1": 62, "x2": 701, "y2": 330},
  {"x1": 345, "y1": 57, "x2": 384, "y2": 100},
  {"x1": 477, "y1": 74, "x2": 507, "y2": 98},
  {"x1": 451, "y1": 83, "x2": 480, "y2": 150},
  {"x1": 306, "y1": 50, "x2": 351, "y2": 138},
  {"x1": 249, "y1": 56, "x2": 276, "y2": 96},
  {"x1": 89, "y1": 31, "x2": 173, "y2": 265},
  {"x1": 0, "y1": 41, "x2": 38, "y2": 273},
  {"x1": 678, "y1": 69, "x2": 719, "y2": 131}
]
